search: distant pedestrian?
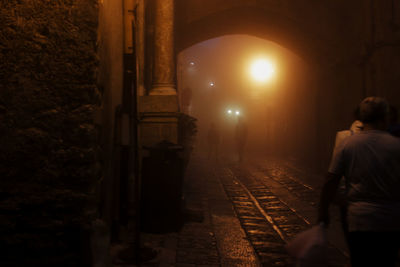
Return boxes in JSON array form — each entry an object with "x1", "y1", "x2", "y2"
[
  {"x1": 207, "y1": 122, "x2": 220, "y2": 161},
  {"x1": 332, "y1": 107, "x2": 363, "y2": 156},
  {"x1": 181, "y1": 87, "x2": 192, "y2": 114},
  {"x1": 318, "y1": 97, "x2": 400, "y2": 267},
  {"x1": 235, "y1": 116, "x2": 248, "y2": 162}
]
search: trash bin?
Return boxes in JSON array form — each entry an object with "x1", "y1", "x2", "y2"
[{"x1": 140, "y1": 140, "x2": 184, "y2": 233}]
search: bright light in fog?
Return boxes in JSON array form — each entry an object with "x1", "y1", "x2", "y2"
[
  {"x1": 250, "y1": 58, "x2": 275, "y2": 83},
  {"x1": 227, "y1": 109, "x2": 241, "y2": 116},
  {"x1": 210, "y1": 82, "x2": 215, "y2": 87}
]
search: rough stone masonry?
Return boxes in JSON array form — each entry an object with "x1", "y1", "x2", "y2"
[{"x1": 0, "y1": 0, "x2": 101, "y2": 266}]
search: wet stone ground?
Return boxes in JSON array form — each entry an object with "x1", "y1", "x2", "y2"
[
  {"x1": 221, "y1": 162, "x2": 348, "y2": 267},
  {"x1": 218, "y1": 168, "x2": 294, "y2": 266},
  {"x1": 176, "y1": 224, "x2": 220, "y2": 266},
  {"x1": 116, "y1": 156, "x2": 350, "y2": 266}
]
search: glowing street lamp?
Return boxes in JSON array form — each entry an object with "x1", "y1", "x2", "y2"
[{"x1": 250, "y1": 58, "x2": 275, "y2": 83}]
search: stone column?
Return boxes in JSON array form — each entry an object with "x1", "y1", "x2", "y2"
[
  {"x1": 139, "y1": 0, "x2": 178, "y2": 147},
  {"x1": 149, "y1": 0, "x2": 176, "y2": 95}
]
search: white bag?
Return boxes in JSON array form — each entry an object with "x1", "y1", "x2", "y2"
[{"x1": 285, "y1": 224, "x2": 329, "y2": 267}]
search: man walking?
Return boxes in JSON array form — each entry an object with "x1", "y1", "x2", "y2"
[{"x1": 318, "y1": 97, "x2": 400, "y2": 267}]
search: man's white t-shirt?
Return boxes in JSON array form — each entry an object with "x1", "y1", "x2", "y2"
[{"x1": 329, "y1": 130, "x2": 400, "y2": 232}]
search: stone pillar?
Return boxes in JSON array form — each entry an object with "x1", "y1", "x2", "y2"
[
  {"x1": 139, "y1": 0, "x2": 179, "y2": 147},
  {"x1": 149, "y1": 0, "x2": 176, "y2": 95}
]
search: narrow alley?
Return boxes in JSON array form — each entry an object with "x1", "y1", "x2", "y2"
[
  {"x1": 125, "y1": 154, "x2": 349, "y2": 267},
  {"x1": 3, "y1": 1, "x2": 400, "y2": 266}
]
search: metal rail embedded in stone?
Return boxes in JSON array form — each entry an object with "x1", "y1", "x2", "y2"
[
  {"x1": 218, "y1": 164, "x2": 348, "y2": 267},
  {"x1": 256, "y1": 161, "x2": 320, "y2": 207},
  {"x1": 217, "y1": 167, "x2": 296, "y2": 266}
]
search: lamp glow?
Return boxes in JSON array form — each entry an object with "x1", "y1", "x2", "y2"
[{"x1": 250, "y1": 59, "x2": 275, "y2": 83}]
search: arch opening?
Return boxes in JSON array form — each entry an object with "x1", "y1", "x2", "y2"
[{"x1": 178, "y1": 34, "x2": 317, "y2": 164}]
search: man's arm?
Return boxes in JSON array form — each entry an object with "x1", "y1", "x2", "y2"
[{"x1": 318, "y1": 172, "x2": 342, "y2": 225}]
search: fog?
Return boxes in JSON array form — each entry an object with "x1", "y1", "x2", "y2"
[{"x1": 178, "y1": 35, "x2": 316, "y2": 164}]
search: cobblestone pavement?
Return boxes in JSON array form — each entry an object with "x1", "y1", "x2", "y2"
[
  {"x1": 114, "y1": 155, "x2": 350, "y2": 266},
  {"x1": 224, "y1": 160, "x2": 348, "y2": 266}
]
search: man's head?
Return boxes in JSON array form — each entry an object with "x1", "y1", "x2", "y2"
[{"x1": 358, "y1": 97, "x2": 389, "y2": 129}]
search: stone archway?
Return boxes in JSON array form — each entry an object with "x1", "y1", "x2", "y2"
[
  {"x1": 174, "y1": 2, "x2": 361, "y2": 170},
  {"x1": 176, "y1": 34, "x2": 314, "y2": 162},
  {"x1": 175, "y1": 2, "x2": 352, "y2": 67},
  {"x1": 142, "y1": 0, "x2": 397, "y2": 170}
]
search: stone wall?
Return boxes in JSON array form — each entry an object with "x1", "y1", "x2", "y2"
[{"x1": 0, "y1": 0, "x2": 100, "y2": 265}]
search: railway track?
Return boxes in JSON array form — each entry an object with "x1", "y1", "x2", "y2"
[
  {"x1": 255, "y1": 160, "x2": 320, "y2": 207},
  {"x1": 216, "y1": 162, "x2": 348, "y2": 266}
]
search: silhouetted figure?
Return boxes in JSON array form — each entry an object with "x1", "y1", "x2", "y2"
[
  {"x1": 235, "y1": 116, "x2": 248, "y2": 162},
  {"x1": 332, "y1": 107, "x2": 363, "y2": 155},
  {"x1": 207, "y1": 123, "x2": 220, "y2": 161},
  {"x1": 332, "y1": 108, "x2": 363, "y2": 247},
  {"x1": 181, "y1": 87, "x2": 192, "y2": 114},
  {"x1": 318, "y1": 97, "x2": 400, "y2": 267}
]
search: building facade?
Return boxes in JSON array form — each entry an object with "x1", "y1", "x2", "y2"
[{"x1": 1, "y1": 0, "x2": 400, "y2": 265}]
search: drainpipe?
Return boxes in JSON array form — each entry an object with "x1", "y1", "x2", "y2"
[
  {"x1": 120, "y1": 0, "x2": 141, "y2": 263},
  {"x1": 137, "y1": 0, "x2": 146, "y2": 96}
]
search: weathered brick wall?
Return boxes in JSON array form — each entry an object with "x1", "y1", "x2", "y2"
[{"x1": 0, "y1": 0, "x2": 100, "y2": 265}]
